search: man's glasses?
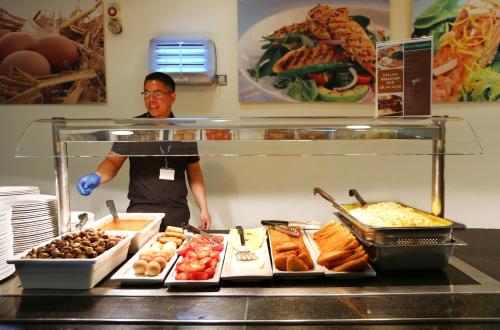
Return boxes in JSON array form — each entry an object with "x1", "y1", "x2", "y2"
[{"x1": 141, "y1": 90, "x2": 170, "y2": 98}]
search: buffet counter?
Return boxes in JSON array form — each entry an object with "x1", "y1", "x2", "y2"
[{"x1": 0, "y1": 228, "x2": 499, "y2": 328}]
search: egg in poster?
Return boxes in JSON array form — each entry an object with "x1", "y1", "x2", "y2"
[{"x1": 0, "y1": 0, "x2": 106, "y2": 104}]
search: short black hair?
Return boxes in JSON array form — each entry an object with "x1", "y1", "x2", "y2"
[{"x1": 144, "y1": 72, "x2": 176, "y2": 92}]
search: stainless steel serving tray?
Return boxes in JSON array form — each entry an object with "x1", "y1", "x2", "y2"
[{"x1": 336, "y1": 203, "x2": 455, "y2": 246}]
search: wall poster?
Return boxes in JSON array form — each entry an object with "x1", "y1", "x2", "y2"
[
  {"x1": 413, "y1": 0, "x2": 500, "y2": 102},
  {"x1": 0, "y1": 0, "x2": 106, "y2": 104},
  {"x1": 238, "y1": 0, "x2": 390, "y2": 103}
]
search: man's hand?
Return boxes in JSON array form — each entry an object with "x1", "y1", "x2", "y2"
[
  {"x1": 76, "y1": 173, "x2": 101, "y2": 196},
  {"x1": 199, "y1": 210, "x2": 211, "y2": 230}
]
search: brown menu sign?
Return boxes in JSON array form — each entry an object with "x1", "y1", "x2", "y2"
[{"x1": 376, "y1": 37, "x2": 433, "y2": 116}]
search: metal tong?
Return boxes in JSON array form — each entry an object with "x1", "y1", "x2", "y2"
[
  {"x1": 313, "y1": 187, "x2": 360, "y2": 224},
  {"x1": 261, "y1": 220, "x2": 300, "y2": 237},
  {"x1": 75, "y1": 212, "x2": 88, "y2": 230},
  {"x1": 106, "y1": 200, "x2": 120, "y2": 224},
  {"x1": 235, "y1": 226, "x2": 257, "y2": 261},
  {"x1": 182, "y1": 223, "x2": 220, "y2": 245}
]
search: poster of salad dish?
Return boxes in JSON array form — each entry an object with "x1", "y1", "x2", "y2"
[
  {"x1": 238, "y1": 0, "x2": 390, "y2": 103},
  {"x1": 412, "y1": 0, "x2": 500, "y2": 102}
]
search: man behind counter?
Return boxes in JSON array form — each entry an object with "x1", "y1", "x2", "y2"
[{"x1": 76, "y1": 72, "x2": 211, "y2": 230}]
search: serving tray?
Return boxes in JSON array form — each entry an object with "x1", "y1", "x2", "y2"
[
  {"x1": 110, "y1": 233, "x2": 179, "y2": 285},
  {"x1": 303, "y1": 229, "x2": 376, "y2": 278}
]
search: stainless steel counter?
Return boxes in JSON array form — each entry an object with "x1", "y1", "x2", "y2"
[{"x1": 0, "y1": 229, "x2": 499, "y2": 328}]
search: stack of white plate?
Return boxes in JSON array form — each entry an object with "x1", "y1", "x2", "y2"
[
  {"x1": 0, "y1": 186, "x2": 40, "y2": 196},
  {"x1": 0, "y1": 204, "x2": 15, "y2": 281},
  {"x1": 0, "y1": 194, "x2": 58, "y2": 254}
]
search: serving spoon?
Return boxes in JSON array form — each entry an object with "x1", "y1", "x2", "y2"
[{"x1": 105, "y1": 200, "x2": 120, "y2": 224}]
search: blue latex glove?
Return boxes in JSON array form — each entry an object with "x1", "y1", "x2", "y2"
[{"x1": 76, "y1": 173, "x2": 101, "y2": 196}]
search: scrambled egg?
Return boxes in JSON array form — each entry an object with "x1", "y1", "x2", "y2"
[{"x1": 349, "y1": 202, "x2": 451, "y2": 227}]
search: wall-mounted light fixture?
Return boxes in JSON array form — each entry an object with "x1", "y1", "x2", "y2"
[{"x1": 148, "y1": 38, "x2": 216, "y2": 85}]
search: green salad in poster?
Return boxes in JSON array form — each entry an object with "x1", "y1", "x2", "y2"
[{"x1": 413, "y1": 0, "x2": 500, "y2": 102}]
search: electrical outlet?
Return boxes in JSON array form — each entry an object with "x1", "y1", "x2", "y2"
[{"x1": 216, "y1": 74, "x2": 227, "y2": 86}]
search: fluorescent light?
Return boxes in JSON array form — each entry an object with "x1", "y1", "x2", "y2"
[
  {"x1": 111, "y1": 130, "x2": 133, "y2": 136},
  {"x1": 346, "y1": 125, "x2": 370, "y2": 129}
]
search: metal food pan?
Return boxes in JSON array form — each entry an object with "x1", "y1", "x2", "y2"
[
  {"x1": 336, "y1": 203, "x2": 455, "y2": 245},
  {"x1": 355, "y1": 234, "x2": 466, "y2": 270}
]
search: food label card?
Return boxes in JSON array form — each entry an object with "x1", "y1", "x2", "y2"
[{"x1": 376, "y1": 37, "x2": 433, "y2": 116}]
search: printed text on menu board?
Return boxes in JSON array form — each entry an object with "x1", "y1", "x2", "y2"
[{"x1": 376, "y1": 37, "x2": 433, "y2": 116}]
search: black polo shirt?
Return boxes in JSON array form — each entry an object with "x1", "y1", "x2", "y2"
[{"x1": 111, "y1": 113, "x2": 199, "y2": 224}]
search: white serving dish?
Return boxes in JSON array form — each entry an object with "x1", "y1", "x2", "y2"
[
  {"x1": 221, "y1": 228, "x2": 272, "y2": 281},
  {"x1": 303, "y1": 229, "x2": 376, "y2": 278},
  {"x1": 87, "y1": 213, "x2": 163, "y2": 253},
  {"x1": 110, "y1": 233, "x2": 179, "y2": 285},
  {"x1": 164, "y1": 234, "x2": 228, "y2": 287},
  {"x1": 7, "y1": 233, "x2": 132, "y2": 289},
  {"x1": 268, "y1": 229, "x2": 324, "y2": 279}
]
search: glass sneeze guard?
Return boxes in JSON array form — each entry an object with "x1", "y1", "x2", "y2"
[
  {"x1": 14, "y1": 116, "x2": 482, "y2": 234},
  {"x1": 16, "y1": 116, "x2": 483, "y2": 157}
]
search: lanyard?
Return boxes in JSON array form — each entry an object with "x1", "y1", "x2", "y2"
[{"x1": 159, "y1": 143, "x2": 171, "y2": 168}]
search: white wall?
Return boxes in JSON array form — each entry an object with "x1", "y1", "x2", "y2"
[{"x1": 0, "y1": 0, "x2": 498, "y2": 229}]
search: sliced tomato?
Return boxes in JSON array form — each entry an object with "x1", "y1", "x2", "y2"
[
  {"x1": 176, "y1": 262, "x2": 189, "y2": 272},
  {"x1": 211, "y1": 244, "x2": 224, "y2": 252},
  {"x1": 199, "y1": 256, "x2": 212, "y2": 265},
  {"x1": 196, "y1": 250, "x2": 210, "y2": 259},
  {"x1": 209, "y1": 251, "x2": 220, "y2": 260},
  {"x1": 209, "y1": 258, "x2": 218, "y2": 268},
  {"x1": 175, "y1": 272, "x2": 189, "y2": 280},
  {"x1": 186, "y1": 250, "x2": 198, "y2": 260},
  {"x1": 211, "y1": 235, "x2": 225, "y2": 243},
  {"x1": 307, "y1": 72, "x2": 333, "y2": 86},
  {"x1": 357, "y1": 75, "x2": 372, "y2": 85},
  {"x1": 205, "y1": 266, "x2": 216, "y2": 278},
  {"x1": 191, "y1": 271, "x2": 209, "y2": 280},
  {"x1": 184, "y1": 261, "x2": 206, "y2": 273},
  {"x1": 176, "y1": 246, "x2": 191, "y2": 257}
]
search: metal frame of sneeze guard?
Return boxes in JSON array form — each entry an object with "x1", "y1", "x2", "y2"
[{"x1": 13, "y1": 116, "x2": 482, "y2": 234}]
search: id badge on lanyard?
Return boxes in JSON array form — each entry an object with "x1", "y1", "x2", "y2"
[{"x1": 159, "y1": 144, "x2": 175, "y2": 181}]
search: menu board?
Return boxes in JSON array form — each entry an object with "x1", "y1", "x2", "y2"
[{"x1": 376, "y1": 37, "x2": 433, "y2": 116}]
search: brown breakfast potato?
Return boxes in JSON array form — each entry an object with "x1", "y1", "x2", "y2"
[
  {"x1": 332, "y1": 254, "x2": 369, "y2": 272},
  {"x1": 286, "y1": 255, "x2": 309, "y2": 271},
  {"x1": 297, "y1": 252, "x2": 314, "y2": 269},
  {"x1": 276, "y1": 242, "x2": 299, "y2": 253}
]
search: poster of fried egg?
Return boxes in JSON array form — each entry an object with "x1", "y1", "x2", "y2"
[
  {"x1": 238, "y1": 0, "x2": 390, "y2": 103},
  {"x1": 0, "y1": 0, "x2": 105, "y2": 104},
  {"x1": 413, "y1": 0, "x2": 500, "y2": 102}
]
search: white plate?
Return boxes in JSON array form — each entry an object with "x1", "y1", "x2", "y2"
[
  {"x1": 164, "y1": 234, "x2": 228, "y2": 287},
  {"x1": 238, "y1": 5, "x2": 388, "y2": 103},
  {"x1": 221, "y1": 242, "x2": 273, "y2": 281},
  {"x1": 0, "y1": 194, "x2": 56, "y2": 206},
  {"x1": 110, "y1": 233, "x2": 180, "y2": 285},
  {"x1": 0, "y1": 264, "x2": 15, "y2": 281},
  {"x1": 0, "y1": 186, "x2": 39, "y2": 195},
  {"x1": 268, "y1": 228, "x2": 324, "y2": 278},
  {"x1": 303, "y1": 229, "x2": 376, "y2": 278}
]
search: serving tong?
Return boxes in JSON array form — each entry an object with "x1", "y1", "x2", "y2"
[
  {"x1": 313, "y1": 187, "x2": 361, "y2": 225},
  {"x1": 261, "y1": 220, "x2": 300, "y2": 237},
  {"x1": 75, "y1": 212, "x2": 88, "y2": 230},
  {"x1": 235, "y1": 226, "x2": 257, "y2": 261},
  {"x1": 182, "y1": 223, "x2": 221, "y2": 245},
  {"x1": 105, "y1": 200, "x2": 120, "y2": 224}
]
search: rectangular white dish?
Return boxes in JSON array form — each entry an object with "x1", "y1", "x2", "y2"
[
  {"x1": 221, "y1": 229, "x2": 272, "y2": 281},
  {"x1": 268, "y1": 229, "x2": 324, "y2": 279},
  {"x1": 7, "y1": 232, "x2": 132, "y2": 289},
  {"x1": 164, "y1": 234, "x2": 228, "y2": 287},
  {"x1": 303, "y1": 229, "x2": 376, "y2": 278},
  {"x1": 87, "y1": 213, "x2": 163, "y2": 253},
  {"x1": 110, "y1": 233, "x2": 179, "y2": 285}
]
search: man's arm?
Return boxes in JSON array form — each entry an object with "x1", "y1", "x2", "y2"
[
  {"x1": 186, "y1": 162, "x2": 211, "y2": 230},
  {"x1": 96, "y1": 151, "x2": 127, "y2": 183}
]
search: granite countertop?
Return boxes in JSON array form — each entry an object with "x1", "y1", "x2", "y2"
[{"x1": 0, "y1": 228, "x2": 498, "y2": 328}]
